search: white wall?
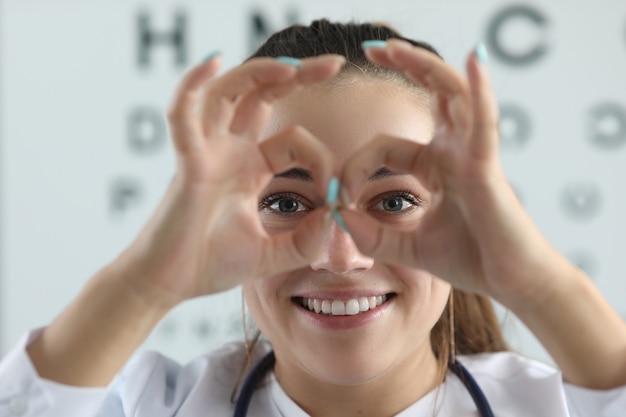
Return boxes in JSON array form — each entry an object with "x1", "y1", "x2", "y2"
[{"x1": 1, "y1": 0, "x2": 625, "y2": 365}]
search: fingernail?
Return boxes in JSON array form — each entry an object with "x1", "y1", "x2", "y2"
[
  {"x1": 201, "y1": 50, "x2": 222, "y2": 64},
  {"x1": 361, "y1": 40, "x2": 388, "y2": 49},
  {"x1": 326, "y1": 177, "x2": 340, "y2": 206},
  {"x1": 275, "y1": 56, "x2": 302, "y2": 68},
  {"x1": 475, "y1": 42, "x2": 489, "y2": 65},
  {"x1": 332, "y1": 208, "x2": 349, "y2": 233}
]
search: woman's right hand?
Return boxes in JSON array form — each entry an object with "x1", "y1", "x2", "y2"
[
  {"x1": 115, "y1": 54, "x2": 345, "y2": 308},
  {"x1": 24, "y1": 55, "x2": 345, "y2": 388}
]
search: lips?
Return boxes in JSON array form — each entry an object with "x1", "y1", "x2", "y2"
[{"x1": 293, "y1": 294, "x2": 393, "y2": 316}]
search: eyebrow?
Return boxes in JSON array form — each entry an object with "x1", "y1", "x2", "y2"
[
  {"x1": 368, "y1": 167, "x2": 405, "y2": 181},
  {"x1": 274, "y1": 167, "x2": 314, "y2": 182},
  {"x1": 274, "y1": 166, "x2": 405, "y2": 182}
]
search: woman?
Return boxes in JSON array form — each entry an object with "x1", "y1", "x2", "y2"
[{"x1": 1, "y1": 19, "x2": 625, "y2": 416}]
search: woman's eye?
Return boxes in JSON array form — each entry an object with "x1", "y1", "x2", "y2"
[
  {"x1": 260, "y1": 193, "x2": 310, "y2": 214},
  {"x1": 370, "y1": 192, "x2": 420, "y2": 213},
  {"x1": 271, "y1": 198, "x2": 306, "y2": 213}
]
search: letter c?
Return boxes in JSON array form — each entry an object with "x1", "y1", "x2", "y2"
[{"x1": 486, "y1": 5, "x2": 549, "y2": 66}]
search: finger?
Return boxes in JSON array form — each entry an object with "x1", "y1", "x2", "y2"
[
  {"x1": 382, "y1": 40, "x2": 469, "y2": 97},
  {"x1": 258, "y1": 208, "x2": 332, "y2": 275},
  {"x1": 466, "y1": 47, "x2": 500, "y2": 159},
  {"x1": 256, "y1": 125, "x2": 336, "y2": 275},
  {"x1": 167, "y1": 54, "x2": 222, "y2": 154},
  {"x1": 366, "y1": 40, "x2": 473, "y2": 130},
  {"x1": 341, "y1": 135, "x2": 430, "y2": 203},
  {"x1": 294, "y1": 55, "x2": 347, "y2": 84},
  {"x1": 430, "y1": 92, "x2": 452, "y2": 129},
  {"x1": 339, "y1": 209, "x2": 419, "y2": 266},
  {"x1": 200, "y1": 58, "x2": 299, "y2": 137},
  {"x1": 259, "y1": 125, "x2": 335, "y2": 198},
  {"x1": 230, "y1": 55, "x2": 346, "y2": 140},
  {"x1": 362, "y1": 45, "x2": 397, "y2": 68}
]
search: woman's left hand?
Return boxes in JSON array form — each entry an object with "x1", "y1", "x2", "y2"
[
  {"x1": 340, "y1": 40, "x2": 564, "y2": 308},
  {"x1": 339, "y1": 39, "x2": 626, "y2": 390}
]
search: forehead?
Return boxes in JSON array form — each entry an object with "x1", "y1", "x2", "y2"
[{"x1": 262, "y1": 78, "x2": 433, "y2": 163}]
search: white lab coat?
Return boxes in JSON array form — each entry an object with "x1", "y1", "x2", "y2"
[{"x1": 0, "y1": 328, "x2": 625, "y2": 416}]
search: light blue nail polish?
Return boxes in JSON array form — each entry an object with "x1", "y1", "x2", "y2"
[
  {"x1": 201, "y1": 50, "x2": 222, "y2": 64},
  {"x1": 475, "y1": 42, "x2": 489, "y2": 65},
  {"x1": 275, "y1": 56, "x2": 302, "y2": 68},
  {"x1": 361, "y1": 40, "x2": 388, "y2": 49},
  {"x1": 326, "y1": 177, "x2": 340, "y2": 205},
  {"x1": 332, "y1": 209, "x2": 349, "y2": 233}
]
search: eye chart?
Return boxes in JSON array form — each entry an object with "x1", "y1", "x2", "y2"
[{"x1": 1, "y1": 0, "x2": 625, "y2": 365}]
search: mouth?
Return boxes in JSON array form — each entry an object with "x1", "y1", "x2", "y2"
[{"x1": 292, "y1": 293, "x2": 396, "y2": 316}]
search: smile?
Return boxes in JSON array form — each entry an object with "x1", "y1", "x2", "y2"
[{"x1": 294, "y1": 294, "x2": 392, "y2": 316}]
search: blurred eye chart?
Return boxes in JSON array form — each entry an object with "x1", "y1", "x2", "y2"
[{"x1": 1, "y1": 0, "x2": 625, "y2": 364}]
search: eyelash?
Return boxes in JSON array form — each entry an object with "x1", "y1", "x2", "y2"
[
  {"x1": 369, "y1": 190, "x2": 423, "y2": 214},
  {"x1": 259, "y1": 190, "x2": 423, "y2": 216},
  {"x1": 259, "y1": 192, "x2": 310, "y2": 214}
]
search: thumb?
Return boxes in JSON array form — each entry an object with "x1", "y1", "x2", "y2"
[
  {"x1": 257, "y1": 208, "x2": 332, "y2": 276},
  {"x1": 340, "y1": 209, "x2": 420, "y2": 268}
]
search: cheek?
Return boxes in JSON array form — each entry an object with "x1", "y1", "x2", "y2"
[
  {"x1": 242, "y1": 274, "x2": 291, "y2": 333},
  {"x1": 391, "y1": 266, "x2": 451, "y2": 321}
]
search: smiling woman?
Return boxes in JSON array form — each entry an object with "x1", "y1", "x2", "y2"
[
  {"x1": 246, "y1": 25, "x2": 507, "y2": 404},
  {"x1": 249, "y1": 70, "x2": 471, "y2": 391},
  {"x1": 1, "y1": 19, "x2": 626, "y2": 417}
]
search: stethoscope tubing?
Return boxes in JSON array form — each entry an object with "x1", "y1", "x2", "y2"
[
  {"x1": 448, "y1": 359, "x2": 495, "y2": 417},
  {"x1": 234, "y1": 351, "x2": 276, "y2": 417},
  {"x1": 233, "y1": 351, "x2": 495, "y2": 417}
]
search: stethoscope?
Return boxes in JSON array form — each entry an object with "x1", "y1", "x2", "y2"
[{"x1": 233, "y1": 351, "x2": 494, "y2": 417}]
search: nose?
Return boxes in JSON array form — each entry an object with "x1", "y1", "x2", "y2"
[{"x1": 310, "y1": 222, "x2": 375, "y2": 274}]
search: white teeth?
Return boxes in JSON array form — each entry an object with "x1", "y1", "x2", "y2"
[
  {"x1": 345, "y1": 299, "x2": 360, "y2": 315},
  {"x1": 331, "y1": 300, "x2": 345, "y2": 315},
  {"x1": 300, "y1": 295, "x2": 389, "y2": 316}
]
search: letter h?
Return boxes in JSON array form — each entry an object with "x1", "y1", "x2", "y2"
[{"x1": 137, "y1": 10, "x2": 187, "y2": 68}]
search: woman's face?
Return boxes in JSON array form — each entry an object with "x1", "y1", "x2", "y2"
[{"x1": 243, "y1": 77, "x2": 451, "y2": 387}]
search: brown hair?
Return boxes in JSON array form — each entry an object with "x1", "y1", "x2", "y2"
[
  {"x1": 433, "y1": 290, "x2": 509, "y2": 381},
  {"x1": 248, "y1": 19, "x2": 439, "y2": 92},
  {"x1": 246, "y1": 19, "x2": 509, "y2": 383}
]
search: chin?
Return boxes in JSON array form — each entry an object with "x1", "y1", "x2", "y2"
[{"x1": 299, "y1": 345, "x2": 395, "y2": 386}]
